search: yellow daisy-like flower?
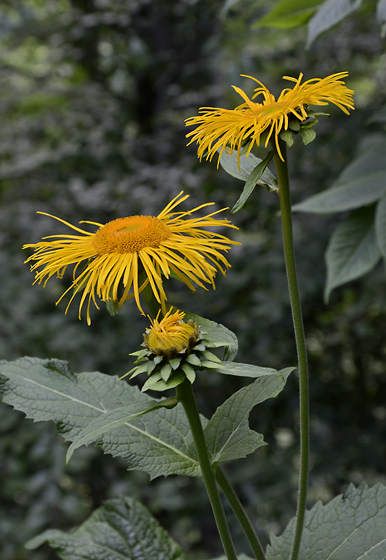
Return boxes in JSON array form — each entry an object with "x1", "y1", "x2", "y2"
[
  {"x1": 23, "y1": 192, "x2": 239, "y2": 325},
  {"x1": 144, "y1": 309, "x2": 200, "y2": 355},
  {"x1": 186, "y1": 72, "x2": 354, "y2": 163}
]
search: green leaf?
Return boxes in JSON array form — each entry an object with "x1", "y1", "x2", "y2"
[
  {"x1": 325, "y1": 206, "x2": 381, "y2": 301},
  {"x1": 66, "y1": 398, "x2": 178, "y2": 463},
  {"x1": 266, "y1": 483, "x2": 386, "y2": 560},
  {"x1": 182, "y1": 312, "x2": 239, "y2": 361},
  {"x1": 301, "y1": 127, "x2": 316, "y2": 145},
  {"x1": 0, "y1": 357, "x2": 200, "y2": 479},
  {"x1": 26, "y1": 496, "x2": 184, "y2": 560},
  {"x1": 205, "y1": 369, "x2": 292, "y2": 464},
  {"x1": 294, "y1": 140, "x2": 386, "y2": 213},
  {"x1": 253, "y1": 0, "x2": 322, "y2": 29},
  {"x1": 293, "y1": 174, "x2": 386, "y2": 214},
  {"x1": 219, "y1": 149, "x2": 278, "y2": 191},
  {"x1": 279, "y1": 130, "x2": 294, "y2": 147},
  {"x1": 232, "y1": 152, "x2": 275, "y2": 213},
  {"x1": 215, "y1": 362, "x2": 295, "y2": 379},
  {"x1": 307, "y1": 0, "x2": 363, "y2": 47},
  {"x1": 375, "y1": 192, "x2": 386, "y2": 259}
]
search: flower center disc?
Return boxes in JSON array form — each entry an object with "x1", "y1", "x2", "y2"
[{"x1": 93, "y1": 216, "x2": 171, "y2": 254}]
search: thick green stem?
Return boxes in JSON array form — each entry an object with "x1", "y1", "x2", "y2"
[
  {"x1": 215, "y1": 467, "x2": 266, "y2": 560},
  {"x1": 272, "y1": 140, "x2": 310, "y2": 560},
  {"x1": 176, "y1": 380, "x2": 238, "y2": 560}
]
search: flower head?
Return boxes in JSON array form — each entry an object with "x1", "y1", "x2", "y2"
[
  {"x1": 144, "y1": 309, "x2": 200, "y2": 356},
  {"x1": 186, "y1": 72, "x2": 354, "y2": 163},
  {"x1": 24, "y1": 192, "x2": 239, "y2": 324},
  {"x1": 125, "y1": 309, "x2": 223, "y2": 392}
]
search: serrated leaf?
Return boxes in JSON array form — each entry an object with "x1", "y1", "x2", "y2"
[
  {"x1": 0, "y1": 357, "x2": 200, "y2": 479},
  {"x1": 253, "y1": 0, "x2": 322, "y2": 29},
  {"x1": 26, "y1": 496, "x2": 184, "y2": 560},
  {"x1": 219, "y1": 149, "x2": 277, "y2": 191},
  {"x1": 375, "y1": 192, "x2": 386, "y2": 258},
  {"x1": 325, "y1": 206, "x2": 381, "y2": 301},
  {"x1": 66, "y1": 398, "x2": 178, "y2": 463},
  {"x1": 215, "y1": 362, "x2": 295, "y2": 379},
  {"x1": 266, "y1": 483, "x2": 386, "y2": 560},
  {"x1": 205, "y1": 369, "x2": 292, "y2": 464},
  {"x1": 182, "y1": 312, "x2": 239, "y2": 361},
  {"x1": 231, "y1": 153, "x2": 275, "y2": 213},
  {"x1": 307, "y1": 0, "x2": 363, "y2": 46}
]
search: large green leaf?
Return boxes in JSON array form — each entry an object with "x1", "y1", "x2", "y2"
[
  {"x1": 307, "y1": 0, "x2": 363, "y2": 46},
  {"x1": 205, "y1": 369, "x2": 292, "y2": 464},
  {"x1": 26, "y1": 496, "x2": 184, "y2": 560},
  {"x1": 325, "y1": 206, "x2": 381, "y2": 301},
  {"x1": 66, "y1": 398, "x2": 178, "y2": 463},
  {"x1": 266, "y1": 483, "x2": 386, "y2": 559},
  {"x1": 253, "y1": 0, "x2": 322, "y2": 29},
  {"x1": 375, "y1": 192, "x2": 386, "y2": 258},
  {"x1": 0, "y1": 357, "x2": 200, "y2": 479},
  {"x1": 182, "y1": 312, "x2": 238, "y2": 361},
  {"x1": 219, "y1": 149, "x2": 278, "y2": 192}
]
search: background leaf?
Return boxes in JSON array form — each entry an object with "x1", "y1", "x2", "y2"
[
  {"x1": 204, "y1": 369, "x2": 292, "y2": 464},
  {"x1": 307, "y1": 0, "x2": 363, "y2": 46},
  {"x1": 0, "y1": 357, "x2": 200, "y2": 479},
  {"x1": 325, "y1": 206, "x2": 381, "y2": 301},
  {"x1": 253, "y1": 0, "x2": 322, "y2": 29},
  {"x1": 293, "y1": 139, "x2": 386, "y2": 213},
  {"x1": 266, "y1": 483, "x2": 386, "y2": 560},
  {"x1": 26, "y1": 496, "x2": 184, "y2": 560}
]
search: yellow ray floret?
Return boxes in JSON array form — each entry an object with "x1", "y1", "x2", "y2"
[
  {"x1": 23, "y1": 192, "x2": 240, "y2": 324},
  {"x1": 186, "y1": 72, "x2": 354, "y2": 164},
  {"x1": 144, "y1": 309, "x2": 199, "y2": 354}
]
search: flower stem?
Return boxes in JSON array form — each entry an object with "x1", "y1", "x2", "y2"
[
  {"x1": 176, "y1": 380, "x2": 238, "y2": 560},
  {"x1": 272, "y1": 139, "x2": 310, "y2": 560},
  {"x1": 215, "y1": 467, "x2": 266, "y2": 560}
]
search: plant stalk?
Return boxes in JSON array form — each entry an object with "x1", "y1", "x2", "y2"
[
  {"x1": 272, "y1": 139, "x2": 310, "y2": 560},
  {"x1": 215, "y1": 467, "x2": 266, "y2": 560},
  {"x1": 176, "y1": 380, "x2": 238, "y2": 560}
]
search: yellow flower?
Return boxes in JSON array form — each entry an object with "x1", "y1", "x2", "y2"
[
  {"x1": 144, "y1": 309, "x2": 199, "y2": 356},
  {"x1": 23, "y1": 192, "x2": 239, "y2": 324},
  {"x1": 186, "y1": 72, "x2": 354, "y2": 163}
]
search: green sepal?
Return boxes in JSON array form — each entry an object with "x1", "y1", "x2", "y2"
[
  {"x1": 105, "y1": 298, "x2": 120, "y2": 317},
  {"x1": 185, "y1": 354, "x2": 202, "y2": 366},
  {"x1": 279, "y1": 129, "x2": 294, "y2": 147},
  {"x1": 154, "y1": 355, "x2": 163, "y2": 365},
  {"x1": 147, "y1": 360, "x2": 157, "y2": 375},
  {"x1": 193, "y1": 343, "x2": 206, "y2": 352},
  {"x1": 181, "y1": 363, "x2": 196, "y2": 384},
  {"x1": 200, "y1": 360, "x2": 222, "y2": 369},
  {"x1": 160, "y1": 363, "x2": 172, "y2": 382},
  {"x1": 200, "y1": 350, "x2": 221, "y2": 363},
  {"x1": 288, "y1": 119, "x2": 301, "y2": 132},
  {"x1": 301, "y1": 127, "x2": 317, "y2": 145},
  {"x1": 169, "y1": 357, "x2": 182, "y2": 370},
  {"x1": 143, "y1": 371, "x2": 186, "y2": 392}
]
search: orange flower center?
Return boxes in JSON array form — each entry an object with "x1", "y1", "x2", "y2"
[{"x1": 92, "y1": 216, "x2": 171, "y2": 254}]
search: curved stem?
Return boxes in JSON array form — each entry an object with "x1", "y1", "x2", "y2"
[
  {"x1": 176, "y1": 380, "x2": 238, "y2": 560},
  {"x1": 272, "y1": 140, "x2": 310, "y2": 560},
  {"x1": 215, "y1": 467, "x2": 266, "y2": 560}
]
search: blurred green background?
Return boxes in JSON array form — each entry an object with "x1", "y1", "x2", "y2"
[{"x1": 0, "y1": 1, "x2": 385, "y2": 558}]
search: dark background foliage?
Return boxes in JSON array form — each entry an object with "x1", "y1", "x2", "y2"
[{"x1": 0, "y1": 1, "x2": 385, "y2": 559}]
